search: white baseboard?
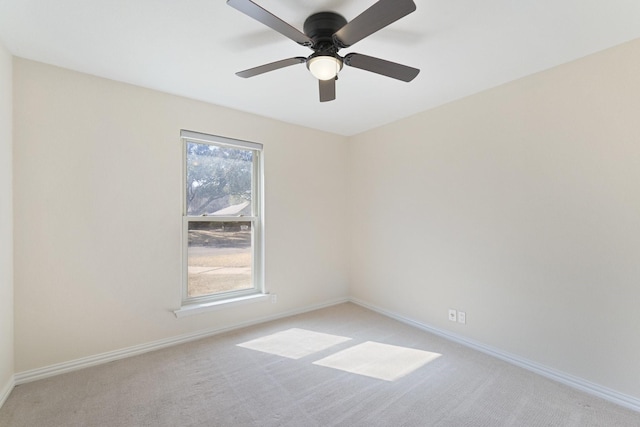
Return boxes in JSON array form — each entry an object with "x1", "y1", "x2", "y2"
[
  {"x1": 12, "y1": 295, "x2": 640, "y2": 414},
  {"x1": 14, "y1": 297, "x2": 349, "y2": 385},
  {"x1": 0, "y1": 375, "x2": 14, "y2": 409},
  {"x1": 349, "y1": 297, "x2": 640, "y2": 413}
]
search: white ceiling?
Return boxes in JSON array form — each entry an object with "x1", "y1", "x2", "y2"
[{"x1": 1, "y1": 0, "x2": 640, "y2": 136}]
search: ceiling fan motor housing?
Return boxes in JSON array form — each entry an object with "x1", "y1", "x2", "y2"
[{"x1": 303, "y1": 12, "x2": 347, "y2": 52}]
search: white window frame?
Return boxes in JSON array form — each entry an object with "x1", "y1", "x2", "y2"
[{"x1": 178, "y1": 130, "x2": 265, "y2": 313}]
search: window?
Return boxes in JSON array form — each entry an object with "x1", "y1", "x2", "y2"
[{"x1": 180, "y1": 130, "x2": 263, "y2": 307}]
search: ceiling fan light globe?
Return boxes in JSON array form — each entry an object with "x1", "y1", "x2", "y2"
[{"x1": 308, "y1": 56, "x2": 343, "y2": 80}]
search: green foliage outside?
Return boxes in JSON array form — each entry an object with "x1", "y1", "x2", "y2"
[{"x1": 186, "y1": 142, "x2": 253, "y2": 215}]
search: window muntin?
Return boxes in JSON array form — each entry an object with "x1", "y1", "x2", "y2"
[{"x1": 181, "y1": 130, "x2": 263, "y2": 304}]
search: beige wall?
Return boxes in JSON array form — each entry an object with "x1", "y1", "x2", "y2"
[
  {"x1": 349, "y1": 39, "x2": 640, "y2": 399},
  {"x1": 12, "y1": 59, "x2": 349, "y2": 372},
  {"x1": 0, "y1": 40, "x2": 14, "y2": 399},
  {"x1": 8, "y1": 38, "x2": 640, "y2": 403}
]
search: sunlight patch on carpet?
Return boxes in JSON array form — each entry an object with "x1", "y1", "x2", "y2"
[
  {"x1": 313, "y1": 341, "x2": 441, "y2": 381},
  {"x1": 237, "y1": 328, "x2": 352, "y2": 359}
]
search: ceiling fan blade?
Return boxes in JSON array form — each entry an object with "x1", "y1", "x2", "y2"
[
  {"x1": 319, "y1": 78, "x2": 336, "y2": 102},
  {"x1": 333, "y1": 0, "x2": 416, "y2": 48},
  {"x1": 227, "y1": 0, "x2": 313, "y2": 47},
  {"x1": 236, "y1": 57, "x2": 306, "y2": 78},
  {"x1": 344, "y1": 53, "x2": 419, "y2": 82}
]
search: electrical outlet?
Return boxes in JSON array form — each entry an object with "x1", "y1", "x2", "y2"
[
  {"x1": 448, "y1": 309, "x2": 457, "y2": 322},
  {"x1": 457, "y1": 311, "x2": 466, "y2": 324},
  {"x1": 270, "y1": 294, "x2": 277, "y2": 304}
]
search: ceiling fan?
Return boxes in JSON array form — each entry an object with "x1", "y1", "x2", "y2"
[{"x1": 227, "y1": 0, "x2": 420, "y2": 102}]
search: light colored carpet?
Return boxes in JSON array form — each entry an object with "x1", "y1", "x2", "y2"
[{"x1": 1, "y1": 303, "x2": 639, "y2": 426}]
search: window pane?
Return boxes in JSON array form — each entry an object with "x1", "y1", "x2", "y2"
[
  {"x1": 186, "y1": 142, "x2": 253, "y2": 216},
  {"x1": 187, "y1": 221, "x2": 253, "y2": 298}
]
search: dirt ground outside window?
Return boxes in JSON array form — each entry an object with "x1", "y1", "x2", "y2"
[{"x1": 187, "y1": 229, "x2": 252, "y2": 297}]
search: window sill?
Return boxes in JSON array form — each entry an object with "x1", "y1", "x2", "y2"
[{"x1": 173, "y1": 293, "x2": 270, "y2": 318}]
